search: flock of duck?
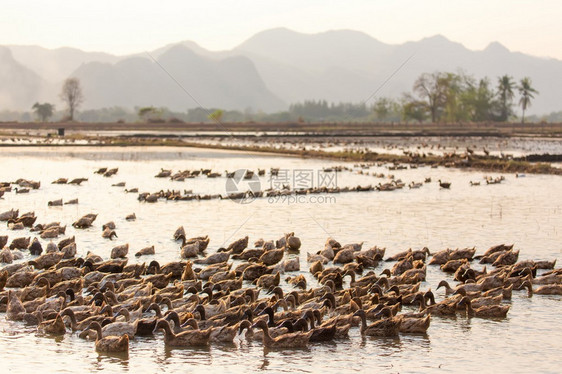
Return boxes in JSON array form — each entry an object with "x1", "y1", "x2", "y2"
[
  {"x1": 1, "y1": 162, "x2": 513, "y2": 207},
  {"x1": 0, "y1": 162, "x2": 558, "y2": 358},
  {"x1": 1, "y1": 199, "x2": 560, "y2": 355}
]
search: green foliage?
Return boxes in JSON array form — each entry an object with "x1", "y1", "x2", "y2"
[
  {"x1": 401, "y1": 95, "x2": 428, "y2": 123},
  {"x1": 31, "y1": 102, "x2": 55, "y2": 122},
  {"x1": 289, "y1": 100, "x2": 370, "y2": 121},
  {"x1": 373, "y1": 98, "x2": 401, "y2": 121},
  {"x1": 138, "y1": 106, "x2": 163, "y2": 122},
  {"x1": 404, "y1": 71, "x2": 538, "y2": 123},
  {"x1": 208, "y1": 109, "x2": 224, "y2": 123}
]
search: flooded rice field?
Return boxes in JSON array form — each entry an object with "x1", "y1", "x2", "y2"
[
  {"x1": 2, "y1": 133, "x2": 561, "y2": 159},
  {"x1": 0, "y1": 145, "x2": 561, "y2": 374},
  {"x1": 179, "y1": 135, "x2": 562, "y2": 158}
]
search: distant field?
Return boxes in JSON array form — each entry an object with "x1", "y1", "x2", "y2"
[{"x1": 1, "y1": 121, "x2": 562, "y2": 137}]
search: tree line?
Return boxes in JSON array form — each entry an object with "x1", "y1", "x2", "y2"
[
  {"x1": 21, "y1": 71, "x2": 540, "y2": 124},
  {"x1": 400, "y1": 72, "x2": 537, "y2": 123}
]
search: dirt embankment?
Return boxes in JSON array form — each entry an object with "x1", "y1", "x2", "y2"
[{"x1": 1, "y1": 121, "x2": 562, "y2": 137}]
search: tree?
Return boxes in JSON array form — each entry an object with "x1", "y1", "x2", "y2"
[
  {"x1": 413, "y1": 72, "x2": 449, "y2": 122},
  {"x1": 462, "y1": 78, "x2": 495, "y2": 122},
  {"x1": 496, "y1": 75, "x2": 515, "y2": 121},
  {"x1": 441, "y1": 72, "x2": 465, "y2": 122},
  {"x1": 401, "y1": 94, "x2": 428, "y2": 123},
  {"x1": 138, "y1": 106, "x2": 162, "y2": 122},
  {"x1": 373, "y1": 98, "x2": 391, "y2": 121},
  {"x1": 31, "y1": 102, "x2": 55, "y2": 122},
  {"x1": 518, "y1": 77, "x2": 538, "y2": 123},
  {"x1": 60, "y1": 78, "x2": 84, "y2": 121},
  {"x1": 208, "y1": 109, "x2": 224, "y2": 123}
]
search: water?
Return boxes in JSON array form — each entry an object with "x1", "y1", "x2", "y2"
[{"x1": 0, "y1": 146, "x2": 561, "y2": 374}]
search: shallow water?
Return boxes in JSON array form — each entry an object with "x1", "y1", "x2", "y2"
[{"x1": 0, "y1": 146, "x2": 561, "y2": 374}]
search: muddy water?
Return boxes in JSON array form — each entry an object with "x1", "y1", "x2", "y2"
[{"x1": 0, "y1": 146, "x2": 560, "y2": 374}]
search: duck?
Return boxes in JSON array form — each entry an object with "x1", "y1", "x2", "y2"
[
  {"x1": 242, "y1": 264, "x2": 269, "y2": 281},
  {"x1": 226, "y1": 236, "x2": 249, "y2": 254},
  {"x1": 1, "y1": 248, "x2": 14, "y2": 263},
  {"x1": 441, "y1": 259, "x2": 468, "y2": 273},
  {"x1": 110, "y1": 244, "x2": 129, "y2": 259},
  {"x1": 181, "y1": 318, "x2": 240, "y2": 343},
  {"x1": 86, "y1": 321, "x2": 129, "y2": 353},
  {"x1": 72, "y1": 214, "x2": 97, "y2": 229},
  {"x1": 28, "y1": 238, "x2": 43, "y2": 256},
  {"x1": 6, "y1": 291, "x2": 26, "y2": 320},
  {"x1": 250, "y1": 319, "x2": 310, "y2": 348},
  {"x1": 5, "y1": 268, "x2": 38, "y2": 288},
  {"x1": 311, "y1": 309, "x2": 352, "y2": 338},
  {"x1": 28, "y1": 252, "x2": 64, "y2": 270},
  {"x1": 232, "y1": 248, "x2": 265, "y2": 261},
  {"x1": 492, "y1": 250, "x2": 519, "y2": 267},
  {"x1": 457, "y1": 296, "x2": 510, "y2": 318},
  {"x1": 296, "y1": 311, "x2": 339, "y2": 341},
  {"x1": 437, "y1": 280, "x2": 482, "y2": 295},
  {"x1": 259, "y1": 248, "x2": 284, "y2": 266},
  {"x1": 154, "y1": 319, "x2": 211, "y2": 347},
  {"x1": 102, "y1": 227, "x2": 118, "y2": 240},
  {"x1": 135, "y1": 246, "x2": 155, "y2": 257},
  {"x1": 428, "y1": 249, "x2": 451, "y2": 265},
  {"x1": 438, "y1": 180, "x2": 451, "y2": 189},
  {"x1": 353, "y1": 309, "x2": 401, "y2": 337},
  {"x1": 375, "y1": 307, "x2": 431, "y2": 334},
  {"x1": 255, "y1": 272, "x2": 280, "y2": 289},
  {"x1": 193, "y1": 252, "x2": 230, "y2": 265},
  {"x1": 9, "y1": 236, "x2": 31, "y2": 250},
  {"x1": 413, "y1": 294, "x2": 457, "y2": 316},
  {"x1": 519, "y1": 280, "x2": 562, "y2": 296},
  {"x1": 37, "y1": 313, "x2": 67, "y2": 335},
  {"x1": 238, "y1": 319, "x2": 290, "y2": 342},
  {"x1": 100, "y1": 311, "x2": 138, "y2": 339},
  {"x1": 69, "y1": 178, "x2": 88, "y2": 185},
  {"x1": 48, "y1": 199, "x2": 63, "y2": 207}
]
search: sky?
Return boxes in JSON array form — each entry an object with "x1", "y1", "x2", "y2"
[{"x1": 2, "y1": 0, "x2": 562, "y2": 60}]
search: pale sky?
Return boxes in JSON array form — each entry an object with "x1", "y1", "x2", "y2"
[{"x1": 3, "y1": 0, "x2": 562, "y2": 59}]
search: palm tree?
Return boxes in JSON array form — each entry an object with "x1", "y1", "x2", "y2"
[
  {"x1": 518, "y1": 77, "x2": 538, "y2": 123},
  {"x1": 496, "y1": 75, "x2": 515, "y2": 121}
]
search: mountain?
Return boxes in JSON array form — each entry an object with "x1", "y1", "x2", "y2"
[
  {"x1": 72, "y1": 45, "x2": 285, "y2": 112},
  {"x1": 2, "y1": 29, "x2": 562, "y2": 115},
  {"x1": 233, "y1": 30, "x2": 562, "y2": 115},
  {"x1": 7, "y1": 45, "x2": 120, "y2": 83},
  {"x1": 0, "y1": 46, "x2": 49, "y2": 110}
]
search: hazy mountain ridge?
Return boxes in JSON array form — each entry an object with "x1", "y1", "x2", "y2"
[
  {"x1": 72, "y1": 45, "x2": 285, "y2": 112},
  {"x1": 0, "y1": 46, "x2": 50, "y2": 110},
  {"x1": 2, "y1": 28, "x2": 561, "y2": 114}
]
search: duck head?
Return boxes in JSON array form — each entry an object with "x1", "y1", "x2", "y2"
[
  {"x1": 320, "y1": 292, "x2": 336, "y2": 308},
  {"x1": 194, "y1": 304, "x2": 206, "y2": 320},
  {"x1": 250, "y1": 319, "x2": 268, "y2": 331},
  {"x1": 436, "y1": 280, "x2": 450, "y2": 290},
  {"x1": 258, "y1": 306, "x2": 276, "y2": 327}
]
